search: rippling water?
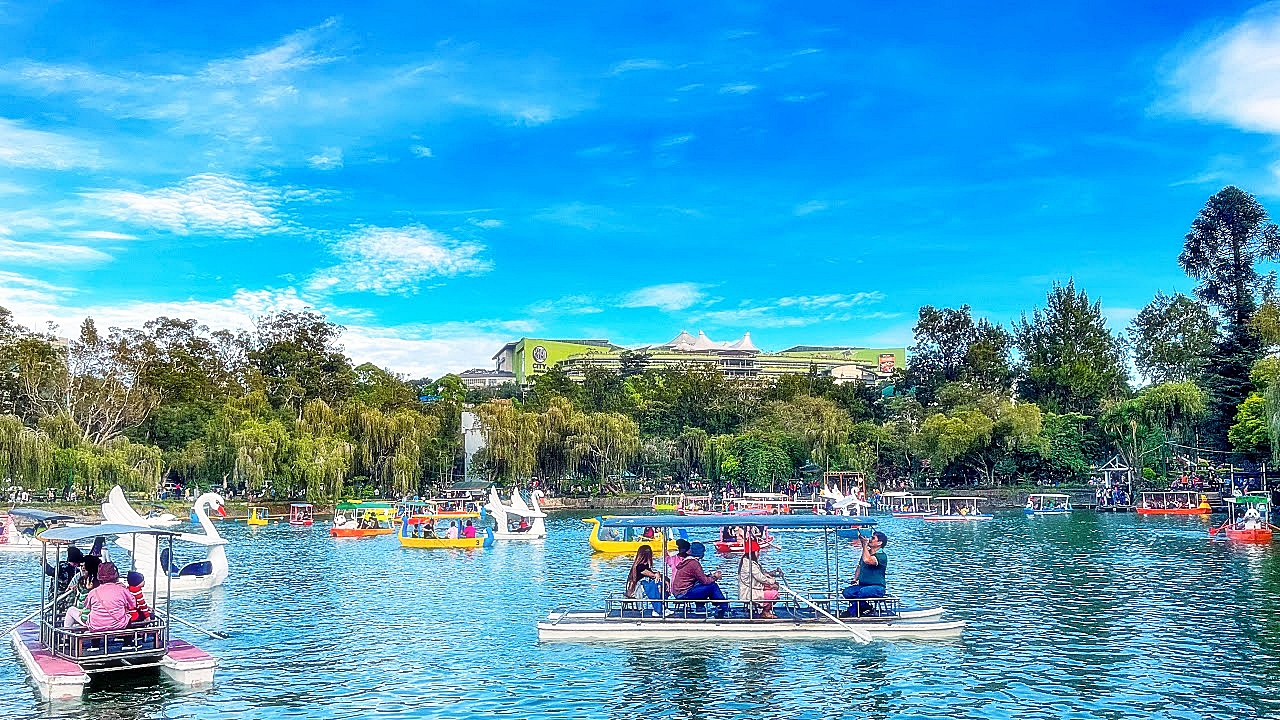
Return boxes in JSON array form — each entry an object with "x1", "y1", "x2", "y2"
[{"x1": 2, "y1": 510, "x2": 1278, "y2": 719}]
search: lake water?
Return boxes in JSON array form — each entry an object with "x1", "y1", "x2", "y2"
[{"x1": 2, "y1": 510, "x2": 1278, "y2": 719}]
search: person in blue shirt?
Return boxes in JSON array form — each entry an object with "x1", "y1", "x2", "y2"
[{"x1": 840, "y1": 531, "x2": 888, "y2": 617}]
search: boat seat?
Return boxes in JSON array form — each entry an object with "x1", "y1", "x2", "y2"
[{"x1": 159, "y1": 548, "x2": 213, "y2": 577}]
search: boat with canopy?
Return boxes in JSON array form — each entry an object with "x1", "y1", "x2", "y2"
[
  {"x1": 289, "y1": 503, "x2": 314, "y2": 527},
  {"x1": 1025, "y1": 493, "x2": 1073, "y2": 516},
  {"x1": 0, "y1": 509, "x2": 76, "y2": 552},
  {"x1": 330, "y1": 502, "x2": 396, "y2": 538},
  {"x1": 890, "y1": 495, "x2": 938, "y2": 519},
  {"x1": 9, "y1": 523, "x2": 217, "y2": 700},
  {"x1": 101, "y1": 487, "x2": 229, "y2": 594},
  {"x1": 652, "y1": 494, "x2": 681, "y2": 512},
  {"x1": 539, "y1": 514, "x2": 963, "y2": 642},
  {"x1": 712, "y1": 523, "x2": 775, "y2": 553},
  {"x1": 922, "y1": 497, "x2": 993, "y2": 521},
  {"x1": 246, "y1": 506, "x2": 269, "y2": 526},
  {"x1": 396, "y1": 512, "x2": 494, "y2": 549},
  {"x1": 1211, "y1": 495, "x2": 1274, "y2": 543},
  {"x1": 485, "y1": 488, "x2": 548, "y2": 541},
  {"x1": 1136, "y1": 491, "x2": 1211, "y2": 516}
]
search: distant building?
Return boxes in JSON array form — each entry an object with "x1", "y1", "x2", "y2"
[
  {"x1": 458, "y1": 368, "x2": 517, "y2": 389},
  {"x1": 488, "y1": 331, "x2": 903, "y2": 386}
]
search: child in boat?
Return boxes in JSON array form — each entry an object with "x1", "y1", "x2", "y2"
[
  {"x1": 126, "y1": 571, "x2": 150, "y2": 623},
  {"x1": 63, "y1": 556, "x2": 101, "y2": 628}
]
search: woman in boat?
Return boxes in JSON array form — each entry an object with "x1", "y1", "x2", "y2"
[
  {"x1": 81, "y1": 562, "x2": 136, "y2": 632},
  {"x1": 736, "y1": 541, "x2": 780, "y2": 619},
  {"x1": 626, "y1": 545, "x2": 664, "y2": 615}
]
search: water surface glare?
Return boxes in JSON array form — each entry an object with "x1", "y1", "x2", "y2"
[{"x1": 2, "y1": 511, "x2": 1278, "y2": 719}]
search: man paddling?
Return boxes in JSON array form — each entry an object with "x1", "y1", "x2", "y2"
[{"x1": 840, "y1": 531, "x2": 888, "y2": 617}]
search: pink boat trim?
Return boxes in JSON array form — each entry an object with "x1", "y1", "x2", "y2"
[
  {"x1": 14, "y1": 621, "x2": 85, "y2": 677},
  {"x1": 166, "y1": 638, "x2": 215, "y2": 662}
]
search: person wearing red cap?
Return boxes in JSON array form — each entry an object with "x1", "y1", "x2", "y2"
[{"x1": 736, "y1": 542, "x2": 780, "y2": 619}]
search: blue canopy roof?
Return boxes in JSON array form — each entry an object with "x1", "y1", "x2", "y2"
[
  {"x1": 6, "y1": 508, "x2": 75, "y2": 522},
  {"x1": 599, "y1": 514, "x2": 876, "y2": 529},
  {"x1": 39, "y1": 523, "x2": 178, "y2": 543}
]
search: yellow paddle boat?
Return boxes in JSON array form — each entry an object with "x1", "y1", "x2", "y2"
[
  {"x1": 397, "y1": 513, "x2": 493, "y2": 549},
  {"x1": 584, "y1": 516, "x2": 678, "y2": 554},
  {"x1": 246, "y1": 507, "x2": 269, "y2": 526}
]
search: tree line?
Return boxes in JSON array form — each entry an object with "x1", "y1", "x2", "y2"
[{"x1": 1, "y1": 186, "x2": 1278, "y2": 500}]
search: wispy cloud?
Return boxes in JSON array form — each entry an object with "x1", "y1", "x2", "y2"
[
  {"x1": 467, "y1": 218, "x2": 502, "y2": 229},
  {"x1": 69, "y1": 230, "x2": 138, "y2": 240},
  {"x1": 308, "y1": 147, "x2": 344, "y2": 170},
  {"x1": 720, "y1": 83, "x2": 757, "y2": 95},
  {"x1": 611, "y1": 58, "x2": 667, "y2": 75},
  {"x1": 534, "y1": 202, "x2": 620, "y2": 230},
  {"x1": 621, "y1": 282, "x2": 708, "y2": 312},
  {"x1": 309, "y1": 225, "x2": 491, "y2": 295},
  {"x1": 794, "y1": 200, "x2": 829, "y2": 216},
  {"x1": 0, "y1": 233, "x2": 112, "y2": 266},
  {"x1": 776, "y1": 292, "x2": 885, "y2": 309},
  {"x1": 690, "y1": 291, "x2": 889, "y2": 328},
  {"x1": 82, "y1": 174, "x2": 283, "y2": 236},
  {"x1": 0, "y1": 118, "x2": 103, "y2": 170},
  {"x1": 410, "y1": 144, "x2": 434, "y2": 158},
  {"x1": 657, "y1": 134, "x2": 695, "y2": 148},
  {"x1": 528, "y1": 294, "x2": 604, "y2": 315},
  {"x1": 1165, "y1": 7, "x2": 1280, "y2": 134}
]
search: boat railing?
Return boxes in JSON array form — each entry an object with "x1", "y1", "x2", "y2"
[
  {"x1": 47, "y1": 619, "x2": 169, "y2": 667},
  {"x1": 602, "y1": 591, "x2": 903, "y2": 621}
]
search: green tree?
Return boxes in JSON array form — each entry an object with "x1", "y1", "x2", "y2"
[
  {"x1": 1015, "y1": 280, "x2": 1129, "y2": 415},
  {"x1": 1128, "y1": 293, "x2": 1218, "y2": 384},
  {"x1": 908, "y1": 305, "x2": 1014, "y2": 404}
]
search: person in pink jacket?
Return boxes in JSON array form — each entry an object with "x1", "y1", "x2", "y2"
[{"x1": 83, "y1": 562, "x2": 135, "y2": 632}]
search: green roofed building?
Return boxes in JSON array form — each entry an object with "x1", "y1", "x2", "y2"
[{"x1": 491, "y1": 331, "x2": 903, "y2": 386}]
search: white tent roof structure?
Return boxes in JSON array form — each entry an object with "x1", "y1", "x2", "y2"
[
  {"x1": 727, "y1": 332, "x2": 758, "y2": 352},
  {"x1": 659, "y1": 330, "x2": 760, "y2": 354}
]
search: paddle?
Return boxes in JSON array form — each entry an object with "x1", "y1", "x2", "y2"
[
  {"x1": 158, "y1": 610, "x2": 229, "y2": 640},
  {"x1": 1209, "y1": 522, "x2": 1228, "y2": 536},
  {"x1": 775, "y1": 578, "x2": 872, "y2": 644}
]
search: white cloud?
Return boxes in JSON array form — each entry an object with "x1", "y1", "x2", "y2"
[
  {"x1": 410, "y1": 144, "x2": 434, "y2": 158},
  {"x1": 794, "y1": 200, "x2": 829, "y2": 216},
  {"x1": 657, "y1": 134, "x2": 695, "y2": 148},
  {"x1": 611, "y1": 59, "x2": 667, "y2": 75},
  {"x1": 0, "y1": 117, "x2": 102, "y2": 170},
  {"x1": 621, "y1": 283, "x2": 708, "y2": 312},
  {"x1": 527, "y1": 294, "x2": 604, "y2": 315},
  {"x1": 69, "y1": 230, "x2": 137, "y2": 240},
  {"x1": 534, "y1": 202, "x2": 619, "y2": 230},
  {"x1": 309, "y1": 225, "x2": 491, "y2": 295},
  {"x1": 1166, "y1": 8, "x2": 1280, "y2": 133},
  {"x1": 782, "y1": 93, "x2": 824, "y2": 103},
  {"x1": 0, "y1": 233, "x2": 112, "y2": 266},
  {"x1": 82, "y1": 174, "x2": 282, "y2": 235},
  {"x1": 467, "y1": 218, "x2": 502, "y2": 229},
  {"x1": 307, "y1": 147, "x2": 343, "y2": 170},
  {"x1": 720, "y1": 83, "x2": 757, "y2": 95},
  {"x1": 776, "y1": 292, "x2": 885, "y2": 309}
]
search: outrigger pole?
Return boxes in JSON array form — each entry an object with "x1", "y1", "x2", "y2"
[{"x1": 775, "y1": 577, "x2": 872, "y2": 644}]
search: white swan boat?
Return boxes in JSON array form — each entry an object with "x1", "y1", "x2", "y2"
[
  {"x1": 101, "y1": 486, "x2": 229, "y2": 594},
  {"x1": 537, "y1": 514, "x2": 964, "y2": 643},
  {"x1": 0, "y1": 509, "x2": 77, "y2": 552},
  {"x1": 485, "y1": 487, "x2": 548, "y2": 540}
]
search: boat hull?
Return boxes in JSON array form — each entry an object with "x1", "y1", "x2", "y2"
[
  {"x1": 584, "y1": 518, "x2": 678, "y2": 554},
  {"x1": 922, "y1": 515, "x2": 993, "y2": 522},
  {"x1": 330, "y1": 527, "x2": 394, "y2": 538},
  {"x1": 1136, "y1": 508, "x2": 1210, "y2": 516},
  {"x1": 493, "y1": 530, "x2": 547, "y2": 541},
  {"x1": 891, "y1": 512, "x2": 936, "y2": 519},
  {"x1": 713, "y1": 537, "x2": 775, "y2": 553},
  {"x1": 537, "y1": 612, "x2": 963, "y2": 642},
  {"x1": 397, "y1": 534, "x2": 493, "y2": 549},
  {"x1": 1224, "y1": 528, "x2": 1273, "y2": 543},
  {"x1": 1025, "y1": 510, "x2": 1072, "y2": 516}
]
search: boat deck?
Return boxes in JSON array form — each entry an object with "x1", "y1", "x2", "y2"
[{"x1": 11, "y1": 621, "x2": 90, "y2": 700}]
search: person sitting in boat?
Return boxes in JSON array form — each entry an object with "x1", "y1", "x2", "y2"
[
  {"x1": 626, "y1": 545, "x2": 665, "y2": 615},
  {"x1": 462, "y1": 519, "x2": 477, "y2": 539},
  {"x1": 737, "y1": 541, "x2": 780, "y2": 619},
  {"x1": 445, "y1": 521, "x2": 459, "y2": 539},
  {"x1": 668, "y1": 538, "x2": 691, "y2": 572},
  {"x1": 63, "y1": 555, "x2": 101, "y2": 628},
  {"x1": 841, "y1": 531, "x2": 888, "y2": 618},
  {"x1": 670, "y1": 542, "x2": 728, "y2": 618},
  {"x1": 126, "y1": 571, "x2": 150, "y2": 623},
  {"x1": 720, "y1": 526, "x2": 734, "y2": 543},
  {"x1": 640, "y1": 526, "x2": 654, "y2": 539},
  {"x1": 80, "y1": 562, "x2": 136, "y2": 632}
]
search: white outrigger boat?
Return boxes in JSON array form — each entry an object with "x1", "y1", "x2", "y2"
[
  {"x1": 1025, "y1": 493, "x2": 1072, "y2": 517},
  {"x1": 537, "y1": 514, "x2": 964, "y2": 643},
  {"x1": 485, "y1": 487, "x2": 548, "y2": 541},
  {"x1": 890, "y1": 495, "x2": 937, "y2": 519},
  {"x1": 10, "y1": 523, "x2": 217, "y2": 700},
  {"x1": 923, "y1": 496, "x2": 993, "y2": 521},
  {"x1": 101, "y1": 486, "x2": 229, "y2": 594},
  {"x1": 0, "y1": 509, "x2": 77, "y2": 552}
]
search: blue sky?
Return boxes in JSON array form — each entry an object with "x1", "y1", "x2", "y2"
[{"x1": 0, "y1": 0, "x2": 1277, "y2": 376}]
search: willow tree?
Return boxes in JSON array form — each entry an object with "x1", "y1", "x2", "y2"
[
  {"x1": 0, "y1": 414, "x2": 54, "y2": 488},
  {"x1": 474, "y1": 401, "x2": 540, "y2": 481}
]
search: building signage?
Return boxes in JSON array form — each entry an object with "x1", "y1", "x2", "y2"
[{"x1": 878, "y1": 353, "x2": 896, "y2": 374}]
